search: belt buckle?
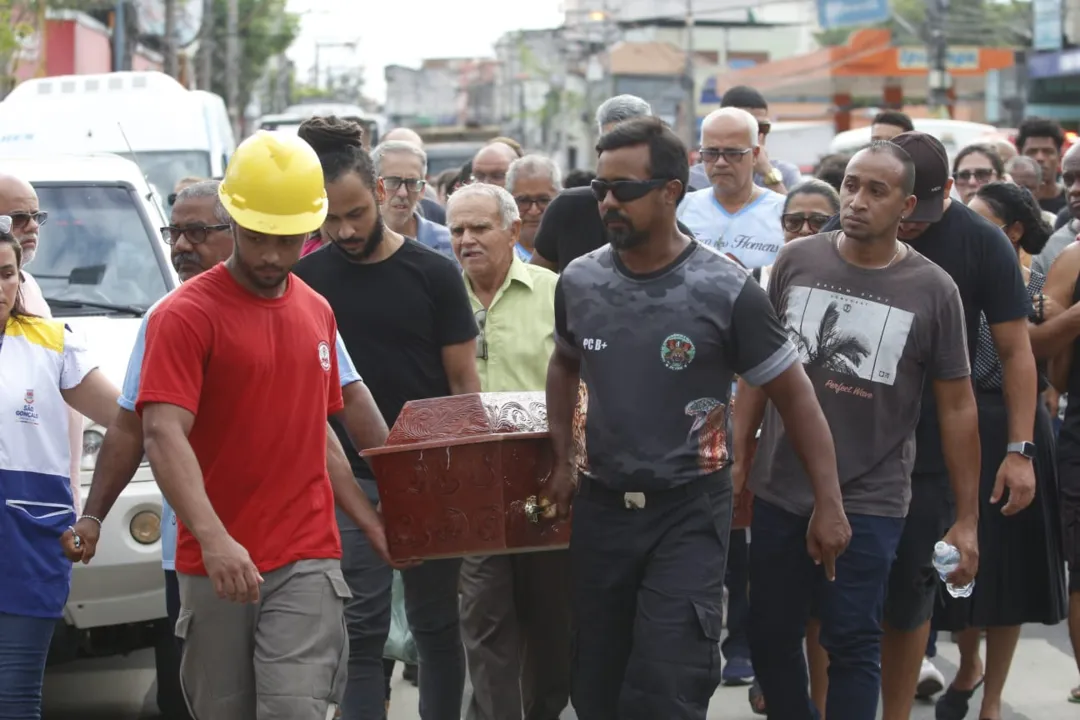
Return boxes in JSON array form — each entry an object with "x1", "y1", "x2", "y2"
[{"x1": 623, "y1": 492, "x2": 646, "y2": 510}]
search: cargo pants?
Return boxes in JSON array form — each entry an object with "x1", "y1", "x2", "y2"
[
  {"x1": 569, "y1": 476, "x2": 730, "y2": 720},
  {"x1": 175, "y1": 558, "x2": 351, "y2": 720}
]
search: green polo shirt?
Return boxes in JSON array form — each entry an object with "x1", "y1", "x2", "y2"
[{"x1": 465, "y1": 256, "x2": 558, "y2": 393}]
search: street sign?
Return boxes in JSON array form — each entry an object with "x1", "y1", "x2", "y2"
[
  {"x1": 816, "y1": 0, "x2": 891, "y2": 30},
  {"x1": 1033, "y1": 0, "x2": 1064, "y2": 52},
  {"x1": 896, "y1": 47, "x2": 981, "y2": 71}
]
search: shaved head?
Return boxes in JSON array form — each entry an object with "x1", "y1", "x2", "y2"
[
  {"x1": 383, "y1": 127, "x2": 424, "y2": 147},
  {"x1": 472, "y1": 143, "x2": 520, "y2": 187},
  {"x1": 0, "y1": 173, "x2": 41, "y2": 264},
  {"x1": 700, "y1": 107, "x2": 759, "y2": 148}
]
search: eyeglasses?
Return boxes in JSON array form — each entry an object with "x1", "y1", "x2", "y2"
[
  {"x1": 161, "y1": 224, "x2": 231, "y2": 245},
  {"x1": 590, "y1": 178, "x2": 670, "y2": 203},
  {"x1": 475, "y1": 309, "x2": 488, "y2": 360},
  {"x1": 514, "y1": 195, "x2": 553, "y2": 211},
  {"x1": 953, "y1": 169, "x2": 996, "y2": 183},
  {"x1": 7, "y1": 210, "x2": 48, "y2": 229},
  {"x1": 382, "y1": 176, "x2": 426, "y2": 193},
  {"x1": 782, "y1": 212, "x2": 832, "y2": 234},
  {"x1": 472, "y1": 171, "x2": 507, "y2": 185},
  {"x1": 699, "y1": 147, "x2": 753, "y2": 164},
  {"x1": 0, "y1": 215, "x2": 11, "y2": 236}
]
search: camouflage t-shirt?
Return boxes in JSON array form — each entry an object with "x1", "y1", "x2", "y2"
[
  {"x1": 748, "y1": 232, "x2": 970, "y2": 518},
  {"x1": 554, "y1": 240, "x2": 798, "y2": 492}
]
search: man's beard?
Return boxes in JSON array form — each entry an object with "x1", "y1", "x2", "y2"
[
  {"x1": 334, "y1": 213, "x2": 386, "y2": 261},
  {"x1": 603, "y1": 212, "x2": 647, "y2": 250},
  {"x1": 19, "y1": 235, "x2": 37, "y2": 265}
]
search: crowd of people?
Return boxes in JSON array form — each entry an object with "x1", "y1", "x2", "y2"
[{"x1": 1, "y1": 82, "x2": 1080, "y2": 720}]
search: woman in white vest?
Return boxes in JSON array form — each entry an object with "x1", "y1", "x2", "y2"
[{"x1": 0, "y1": 221, "x2": 120, "y2": 718}]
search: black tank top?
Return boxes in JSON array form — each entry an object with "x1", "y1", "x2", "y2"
[{"x1": 1058, "y1": 273, "x2": 1080, "y2": 463}]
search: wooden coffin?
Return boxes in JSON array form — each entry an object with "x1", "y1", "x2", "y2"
[{"x1": 361, "y1": 392, "x2": 570, "y2": 561}]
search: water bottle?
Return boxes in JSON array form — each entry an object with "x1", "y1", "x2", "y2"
[{"x1": 932, "y1": 541, "x2": 974, "y2": 598}]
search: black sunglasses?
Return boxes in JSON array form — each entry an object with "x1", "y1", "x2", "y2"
[
  {"x1": 160, "y1": 224, "x2": 231, "y2": 245},
  {"x1": 590, "y1": 178, "x2": 671, "y2": 203},
  {"x1": 782, "y1": 212, "x2": 831, "y2": 234},
  {"x1": 953, "y1": 169, "x2": 996, "y2": 183},
  {"x1": 699, "y1": 147, "x2": 753, "y2": 164}
]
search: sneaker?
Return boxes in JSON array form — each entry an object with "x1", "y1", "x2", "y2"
[
  {"x1": 916, "y1": 656, "x2": 945, "y2": 699},
  {"x1": 722, "y1": 656, "x2": 755, "y2": 686}
]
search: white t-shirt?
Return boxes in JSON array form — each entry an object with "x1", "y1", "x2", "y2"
[{"x1": 677, "y1": 187, "x2": 785, "y2": 269}]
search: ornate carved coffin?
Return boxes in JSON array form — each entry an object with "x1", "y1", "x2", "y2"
[{"x1": 361, "y1": 392, "x2": 570, "y2": 561}]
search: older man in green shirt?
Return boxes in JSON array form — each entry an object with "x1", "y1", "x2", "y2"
[{"x1": 447, "y1": 182, "x2": 571, "y2": 720}]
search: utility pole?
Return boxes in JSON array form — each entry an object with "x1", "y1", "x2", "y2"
[
  {"x1": 198, "y1": 0, "x2": 212, "y2": 89},
  {"x1": 163, "y1": 0, "x2": 178, "y2": 78},
  {"x1": 113, "y1": 0, "x2": 126, "y2": 72},
  {"x1": 926, "y1": 0, "x2": 950, "y2": 117},
  {"x1": 683, "y1": 0, "x2": 696, "y2": 148},
  {"x1": 225, "y1": 0, "x2": 240, "y2": 138}
]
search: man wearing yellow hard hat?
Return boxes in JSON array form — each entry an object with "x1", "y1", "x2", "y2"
[{"x1": 134, "y1": 131, "x2": 388, "y2": 720}]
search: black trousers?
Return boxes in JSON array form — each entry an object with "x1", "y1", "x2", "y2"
[{"x1": 569, "y1": 477, "x2": 731, "y2": 720}]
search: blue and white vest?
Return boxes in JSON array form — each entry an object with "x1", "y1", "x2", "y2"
[{"x1": 0, "y1": 316, "x2": 92, "y2": 618}]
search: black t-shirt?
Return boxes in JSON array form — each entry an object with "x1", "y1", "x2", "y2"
[
  {"x1": 534, "y1": 187, "x2": 604, "y2": 273},
  {"x1": 534, "y1": 186, "x2": 696, "y2": 273},
  {"x1": 293, "y1": 239, "x2": 478, "y2": 477},
  {"x1": 823, "y1": 202, "x2": 1028, "y2": 473},
  {"x1": 1041, "y1": 190, "x2": 1068, "y2": 216}
]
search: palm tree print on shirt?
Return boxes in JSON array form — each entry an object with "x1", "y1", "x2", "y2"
[{"x1": 779, "y1": 288, "x2": 871, "y2": 375}]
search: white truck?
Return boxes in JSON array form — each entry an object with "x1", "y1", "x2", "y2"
[
  {"x1": 3, "y1": 154, "x2": 178, "y2": 672},
  {"x1": 0, "y1": 72, "x2": 235, "y2": 200}
]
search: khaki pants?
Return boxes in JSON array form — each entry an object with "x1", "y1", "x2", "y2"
[
  {"x1": 175, "y1": 558, "x2": 351, "y2": 720},
  {"x1": 460, "y1": 550, "x2": 572, "y2": 720}
]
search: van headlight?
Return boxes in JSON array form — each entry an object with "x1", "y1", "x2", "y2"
[
  {"x1": 81, "y1": 429, "x2": 105, "y2": 471},
  {"x1": 130, "y1": 511, "x2": 161, "y2": 545}
]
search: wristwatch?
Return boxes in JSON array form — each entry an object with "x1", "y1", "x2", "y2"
[
  {"x1": 1006, "y1": 441, "x2": 1036, "y2": 459},
  {"x1": 763, "y1": 168, "x2": 783, "y2": 186}
]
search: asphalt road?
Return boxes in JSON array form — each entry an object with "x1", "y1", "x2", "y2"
[{"x1": 42, "y1": 621, "x2": 1080, "y2": 720}]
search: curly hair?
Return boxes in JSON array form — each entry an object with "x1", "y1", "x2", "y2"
[
  {"x1": 296, "y1": 115, "x2": 377, "y2": 189},
  {"x1": 975, "y1": 181, "x2": 1052, "y2": 256},
  {"x1": 1016, "y1": 117, "x2": 1065, "y2": 154}
]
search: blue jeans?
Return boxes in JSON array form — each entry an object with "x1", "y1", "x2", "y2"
[
  {"x1": 748, "y1": 499, "x2": 904, "y2": 720},
  {"x1": 0, "y1": 611, "x2": 56, "y2": 719}
]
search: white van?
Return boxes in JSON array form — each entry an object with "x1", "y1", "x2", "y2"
[
  {"x1": 2, "y1": 154, "x2": 178, "y2": 666},
  {"x1": 828, "y1": 119, "x2": 1002, "y2": 165},
  {"x1": 0, "y1": 72, "x2": 235, "y2": 199}
]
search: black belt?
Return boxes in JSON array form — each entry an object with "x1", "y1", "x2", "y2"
[{"x1": 577, "y1": 474, "x2": 718, "y2": 511}]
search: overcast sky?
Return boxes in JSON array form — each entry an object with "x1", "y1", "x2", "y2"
[{"x1": 285, "y1": 0, "x2": 565, "y2": 103}]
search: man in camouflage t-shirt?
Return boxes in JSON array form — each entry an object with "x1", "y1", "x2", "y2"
[{"x1": 540, "y1": 117, "x2": 849, "y2": 720}]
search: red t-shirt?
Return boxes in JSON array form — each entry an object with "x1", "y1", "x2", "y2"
[{"x1": 136, "y1": 264, "x2": 345, "y2": 575}]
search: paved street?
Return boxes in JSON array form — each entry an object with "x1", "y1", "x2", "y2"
[{"x1": 43, "y1": 622, "x2": 1080, "y2": 719}]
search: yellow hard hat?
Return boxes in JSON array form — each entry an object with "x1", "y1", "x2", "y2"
[{"x1": 218, "y1": 130, "x2": 328, "y2": 236}]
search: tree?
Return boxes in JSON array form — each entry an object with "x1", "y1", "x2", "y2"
[
  {"x1": 0, "y1": 1, "x2": 36, "y2": 93},
  {"x1": 816, "y1": 0, "x2": 1032, "y2": 47},
  {"x1": 206, "y1": 0, "x2": 299, "y2": 123}
]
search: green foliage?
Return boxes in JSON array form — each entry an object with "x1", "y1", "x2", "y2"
[
  {"x1": 208, "y1": 0, "x2": 299, "y2": 113},
  {"x1": 815, "y1": 0, "x2": 1032, "y2": 47},
  {"x1": 0, "y1": 1, "x2": 38, "y2": 93}
]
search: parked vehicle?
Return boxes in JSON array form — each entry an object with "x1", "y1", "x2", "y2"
[
  {"x1": 828, "y1": 118, "x2": 1001, "y2": 165},
  {"x1": 0, "y1": 72, "x2": 235, "y2": 200},
  {"x1": 2, "y1": 154, "x2": 177, "y2": 668}
]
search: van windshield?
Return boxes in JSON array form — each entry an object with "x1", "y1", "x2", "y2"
[
  {"x1": 28, "y1": 184, "x2": 170, "y2": 315},
  {"x1": 115, "y1": 150, "x2": 212, "y2": 201}
]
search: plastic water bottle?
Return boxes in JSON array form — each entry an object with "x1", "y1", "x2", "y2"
[{"x1": 932, "y1": 541, "x2": 975, "y2": 598}]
